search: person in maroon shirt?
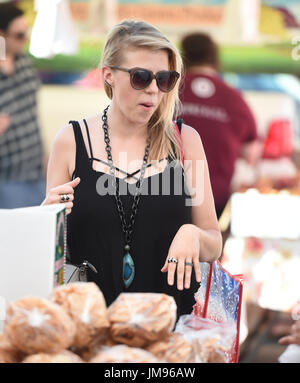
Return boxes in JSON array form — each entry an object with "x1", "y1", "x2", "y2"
[{"x1": 179, "y1": 33, "x2": 259, "y2": 218}]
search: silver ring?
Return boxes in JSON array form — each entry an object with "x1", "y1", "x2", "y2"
[
  {"x1": 185, "y1": 262, "x2": 193, "y2": 267},
  {"x1": 60, "y1": 194, "x2": 70, "y2": 202},
  {"x1": 167, "y1": 257, "x2": 178, "y2": 264}
]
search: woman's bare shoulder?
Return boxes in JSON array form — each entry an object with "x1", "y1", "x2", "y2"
[
  {"x1": 180, "y1": 123, "x2": 205, "y2": 160},
  {"x1": 52, "y1": 113, "x2": 100, "y2": 155},
  {"x1": 181, "y1": 123, "x2": 200, "y2": 139},
  {"x1": 53, "y1": 122, "x2": 75, "y2": 148}
]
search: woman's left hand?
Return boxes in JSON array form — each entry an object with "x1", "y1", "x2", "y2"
[{"x1": 161, "y1": 224, "x2": 202, "y2": 290}]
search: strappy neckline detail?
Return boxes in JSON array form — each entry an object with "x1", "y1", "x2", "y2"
[
  {"x1": 91, "y1": 162, "x2": 171, "y2": 187},
  {"x1": 89, "y1": 156, "x2": 167, "y2": 181},
  {"x1": 82, "y1": 118, "x2": 168, "y2": 181}
]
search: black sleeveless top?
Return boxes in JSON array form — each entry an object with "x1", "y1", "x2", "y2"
[{"x1": 67, "y1": 119, "x2": 200, "y2": 318}]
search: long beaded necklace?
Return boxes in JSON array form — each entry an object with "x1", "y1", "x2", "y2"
[{"x1": 101, "y1": 105, "x2": 151, "y2": 288}]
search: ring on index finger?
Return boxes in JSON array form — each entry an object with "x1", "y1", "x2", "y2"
[{"x1": 167, "y1": 257, "x2": 178, "y2": 264}]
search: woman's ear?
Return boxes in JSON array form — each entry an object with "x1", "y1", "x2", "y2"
[
  {"x1": 102, "y1": 66, "x2": 114, "y2": 98},
  {"x1": 102, "y1": 66, "x2": 114, "y2": 88}
]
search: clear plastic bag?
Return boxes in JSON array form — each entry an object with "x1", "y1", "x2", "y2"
[
  {"x1": 50, "y1": 282, "x2": 109, "y2": 349},
  {"x1": 146, "y1": 333, "x2": 194, "y2": 363},
  {"x1": 107, "y1": 293, "x2": 177, "y2": 348},
  {"x1": 4, "y1": 296, "x2": 76, "y2": 354},
  {"x1": 192, "y1": 261, "x2": 243, "y2": 362},
  {"x1": 175, "y1": 314, "x2": 237, "y2": 363}
]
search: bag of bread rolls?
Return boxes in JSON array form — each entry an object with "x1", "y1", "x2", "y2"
[
  {"x1": 4, "y1": 296, "x2": 76, "y2": 355},
  {"x1": 50, "y1": 282, "x2": 109, "y2": 349},
  {"x1": 107, "y1": 293, "x2": 177, "y2": 348},
  {"x1": 175, "y1": 314, "x2": 236, "y2": 363}
]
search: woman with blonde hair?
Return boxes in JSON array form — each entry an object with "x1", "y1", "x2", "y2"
[{"x1": 42, "y1": 20, "x2": 222, "y2": 317}]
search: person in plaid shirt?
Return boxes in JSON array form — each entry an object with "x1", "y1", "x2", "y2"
[{"x1": 0, "y1": 2, "x2": 45, "y2": 208}]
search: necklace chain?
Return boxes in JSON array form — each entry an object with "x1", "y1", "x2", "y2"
[{"x1": 102, "y1": 105, "x2": 151, "y2": 248}]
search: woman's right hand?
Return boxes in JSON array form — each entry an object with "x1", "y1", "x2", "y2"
[{"x1": 42, "y1": 177, "x2": 81, "y2": 215}]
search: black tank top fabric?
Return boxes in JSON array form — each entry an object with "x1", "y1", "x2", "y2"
[{"x1": 67, "y1": 119, "x2": 200, "y2": 318}]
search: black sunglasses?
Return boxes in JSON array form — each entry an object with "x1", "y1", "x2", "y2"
[{"x1": 110, "y1": 66, "x2": 180, "y2": 93}]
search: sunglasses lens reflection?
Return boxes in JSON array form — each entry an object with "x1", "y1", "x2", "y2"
[
  {"x1": 156, "y1": 71, "x2": 177, "y2": 92},
  {"x1": 131, "y1": 69, "x2": 152, "y2": 90}
]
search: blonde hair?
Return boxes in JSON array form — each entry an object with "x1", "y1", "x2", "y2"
[{"x1": 100, "y1": 19, "x2": 183, "y2": 162}]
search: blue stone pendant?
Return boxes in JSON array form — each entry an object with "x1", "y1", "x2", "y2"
[{"x1": 123, "y1": 252, "x2": 135, "y2": 288}]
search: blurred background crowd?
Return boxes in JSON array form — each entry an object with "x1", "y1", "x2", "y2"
[{"x1": 1, "y1": 0, "x2": 300, "y2": 363}]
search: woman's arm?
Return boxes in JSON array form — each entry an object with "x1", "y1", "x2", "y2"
[
  {"x1": 45, "y1": 124, "x2": 75, "y2": 193},
  {"x1": 161, "y1": 123, "x2": 222, "y2": 290},
  {"x1": 182, "y1": 123, "x2": 222, "y2": 263},
  {"x1": 42, "y1": 124, "x2": 80, "y2": 214}
]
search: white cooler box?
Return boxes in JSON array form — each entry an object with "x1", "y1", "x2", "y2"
[{"x1": 0, "y1": 204, "x2": 66, "y2": 331}]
